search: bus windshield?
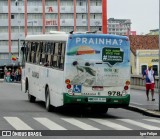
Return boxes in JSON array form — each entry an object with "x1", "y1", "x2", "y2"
[{"x1": 65, "y1": 34, "x2": 130, "y2": 87}]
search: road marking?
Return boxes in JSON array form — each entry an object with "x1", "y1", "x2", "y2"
[
  {"x1": 61, "y1": 118, "x2": 100, "y2": 130},
  {"x1": 118, "y1": 119, "x2": 160, "y2": 130},
  {"x1": 4, "y1": 117, "x2": 33, "y2": 130},
  {"x1": 90, "y1": 118, "x2": 132, "y2": 130},
  {"x1": 143, "y1": 119, "x2": 160, "y2": 123},
  {"x1": 34, "y1": 118, "x2": 66, "y2": 130}
]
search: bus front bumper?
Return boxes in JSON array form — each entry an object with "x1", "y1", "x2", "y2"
[{"x1": 63, "y1": 93, "x2": 130, "y2": 108}]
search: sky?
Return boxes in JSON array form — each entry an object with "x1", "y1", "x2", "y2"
[{"x1": 107, "y1": 0, "x2": 159, "y2": 35}]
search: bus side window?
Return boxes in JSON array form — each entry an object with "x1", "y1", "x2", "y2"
[
  {"x1": 61, "y1": 43, "x2": 65, "y2": 56},
  {"x1": 59, "y1": 43, "x2": 65, "y2": 69},
  {"x1": 46, "y1": 42, "x2": 53, "y2": 66},
  {"x1": 34, "y1": 42, "x2": 38, "y2": 63},
  {"x1": 60, "y1": 56, "x2": 64, "y2": 69},
  {"x1": 39, "y1": 42, "x2": 43, "y2": 65},
  {"x1": 58, "y1": 43, "x2": 62, "y2": 55},
  {"x1": 50, "y1": 42, "x2": 54, "y2": 54},
  {"x1": 31, "y1": 42, "x2": 36, "y2": 63},
  {"x1": 51, "y1": 42, "x2": 65, "y2": 70},
  {"x1": 27, "y1": 42, "x2": 31, "y2": 63},
  {"x1": 41, "y1": 42, "x2": 46, "y2": 64},
  {"x1": 36, "y1": 42, "x2": 40, "y2": 64},
  {"x1": 26, "y1": 42, "x2": 29, "y2": 62},
  {"x1": 55, "y1": 43, "x2": 59, "y2": 55},
  {"x1": 52, "y1": 55, "x2": 58, "y2": 67},
  {"x1": 47, "y1": 54, "x2": 51, "y2": 66}
]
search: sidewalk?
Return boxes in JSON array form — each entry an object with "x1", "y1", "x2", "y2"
[
  {"x1": 126, "y1": 88, "x2": 160, "y2": 118},
  {"x1": 0, "y1": 79, "x2": 20, "y2": 83}
]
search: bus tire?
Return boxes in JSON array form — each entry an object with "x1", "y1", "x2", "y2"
[
  {"x1": 45, "y1": 87, "x2": 52, "y2": 112},
  {"x1": 26, "y1": 81, "x2": 36, "y2": 103},
  {"x1": 28, "y1": 93, "x2": 36, "y2": 103}
]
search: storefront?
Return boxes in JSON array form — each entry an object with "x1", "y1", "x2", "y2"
[{"x1": 136, "y1": 50, "x2": 159, "y2": 76}]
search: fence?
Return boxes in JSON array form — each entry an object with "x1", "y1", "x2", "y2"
[{"x1": 131, "y1": 75, "x2": 159, "y2": 91}]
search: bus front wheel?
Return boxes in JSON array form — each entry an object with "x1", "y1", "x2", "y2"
[
  {"x1": 26, "y1": 81, "x2": 36, "y2": 103},
  {"x1": 45, "y1": 87, "x2": 52, "y2": 112}
]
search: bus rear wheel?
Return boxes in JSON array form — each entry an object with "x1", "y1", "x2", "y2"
[
  {"x1": 45, "y1": 87, "x2": 52, "y2": 112},
  {"x1": 91, "y1": 107, "x2": 108, "y2": 114}
]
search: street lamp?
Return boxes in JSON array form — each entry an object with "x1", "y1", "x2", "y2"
[
  {"x1": 15, "y1": 0, "x2": 21, "y2": 61},
  {"x1": 86, "y1": 0, "x2": 88, "y2": 31}
]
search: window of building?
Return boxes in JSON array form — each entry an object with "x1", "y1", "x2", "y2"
[
  {"x1": 152, "y1": 65, "x2": 158, "y2": 76},
  {"x1": 82, "y1": 14, "x2": 84, "y2": 19},
  {"x1": 141, "y1": 65, "x2": 147, "y2": 74},
  {"x1": 96, "y1": 1, "x2": 98, "y2": 6},
  {"x1": 11, "y1": 14, "x2": 14, "y2": 19},
  {"x1": 79, "y1": 1, "x2": 82, "y2": 6},
  {"x1": 131, "y1": 66, "x2": 133, "y2": 74}
]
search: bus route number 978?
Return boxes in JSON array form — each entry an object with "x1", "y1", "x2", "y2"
[{"x1": 108, "y1": 91, "x2": 122, "y2": 96}]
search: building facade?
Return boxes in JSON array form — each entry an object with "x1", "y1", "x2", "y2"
[
  {"x1": 147, "y1": 29, "x2": 159, "y2": 35},
  {"x1": 108, "y1": 18, "x2": 132, "y2": 36},
  {"x1": 0, "y1": 0, "x2": 107, "y2": 67},
  {"x1": 129, "y1": 35, "x2": 159, "y2": 76}
]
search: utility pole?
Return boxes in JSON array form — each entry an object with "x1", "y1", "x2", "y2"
[
  {"x1": 15, "y1": 0, "x2": 20, "y2": 62},
  {"x1": 158, "y1": 0, "x2": 160, "y2": 111},
  {"x1": 86, "y1": 0, "x2": 88, "y2": 31}
]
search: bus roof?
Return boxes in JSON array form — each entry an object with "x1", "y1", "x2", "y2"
[
  {"x1": 25, "y1": 33, "x2": 128, "y2": 42},
  {"x1": 70, "y1": 34, "x2": 128, "y2": 40},
  {"x1": 25, "y1": 33, "x2": 69, "y2": 41}
]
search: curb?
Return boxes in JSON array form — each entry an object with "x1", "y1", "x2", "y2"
[
  {"x1": 124, "y1": 105, "x2": 160, "y2": 118},
  {"x1": 0, "y1": 80, "x2": 21, "y2": 84}
]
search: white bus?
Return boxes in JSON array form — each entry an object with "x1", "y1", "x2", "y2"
[{"x1": 21, "y1": 31, "x2": 130, "y2": 113}]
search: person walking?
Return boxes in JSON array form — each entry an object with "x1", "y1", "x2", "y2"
[
  {"x1": 11, "y1": 69, "x2": 15, "y2": 82},
  {"x1": 142, "y1": 64, "x2": 155, "y2": 101},
  {"x1": 18, "y1": 67, "x2": 22, "y2": 81},
  {"x1": 4, "y1": 65, "x2": 7, "y2": 82},
  {"x1": 15, "y1": 68, "x2": 19, "y2": 81}
]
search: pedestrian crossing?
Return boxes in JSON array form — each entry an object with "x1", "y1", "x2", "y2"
[
  {"x1": 34, "y1": 118, "x2": 66, "y2": 130},
  {"x1": 2, "y1": 116, "x2": 160, "y2": 130}
]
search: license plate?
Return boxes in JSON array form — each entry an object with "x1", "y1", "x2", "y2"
[
  {"x1": 92, "y1": 86, "x2": 103, "y2": 91},
  {"x1": 88, "y1": 97, "x2": 106, "y2": 102}
]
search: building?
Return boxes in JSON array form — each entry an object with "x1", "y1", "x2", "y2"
[
  {"x1": 147, "y1": 29, "x2": 159, "y2": 35},
  {"x1": 129, "y1": 35, "x2": 159, "y2": 75},
  {"x1": 0, "y1": 0, "x2": 107, "y2": 69},
  {"x1": 108, "y1": 18, "x2": 132, "y2": 36}
]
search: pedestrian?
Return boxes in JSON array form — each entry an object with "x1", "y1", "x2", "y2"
[
  {"x1": 4, "y1": 65, "x2": 7, "y2": 81},
  {"x1": 18, "y1": 67, "x2": 22, "y2": 81},
  {"x1": 11, "y1": 69, "x2": 15, "y2": 82},
  {"x1": 15, "y1": 68, "x2": 19, "y2": 81},
  {"x1": 142, "y1": 64, "x2": 155, "y2": 101}
]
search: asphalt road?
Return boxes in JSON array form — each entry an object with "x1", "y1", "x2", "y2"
[{"x1": 0, "y1": 82, "x2": 160, "y2": 138}]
